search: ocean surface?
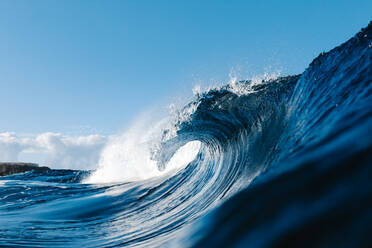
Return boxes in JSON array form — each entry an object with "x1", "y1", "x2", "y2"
[{"x1": 1, "y1": 23, "x2": 371, "y2": 247}]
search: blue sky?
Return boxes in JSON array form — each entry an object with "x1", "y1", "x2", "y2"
[{"x1": 0, "y1": 0, "x2": 371, "y2": 135}]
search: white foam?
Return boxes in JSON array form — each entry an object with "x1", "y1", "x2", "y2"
[
  {"x1": 164, "y1": 140, "x2": 201, "y2": 173},
  {"x1": 84, "y1": 115, "x2": 201, "y2": 184}
]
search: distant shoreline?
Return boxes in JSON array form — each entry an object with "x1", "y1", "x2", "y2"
[{"x1": 0, "y1": 162, "x2": 50, "y2": 176}]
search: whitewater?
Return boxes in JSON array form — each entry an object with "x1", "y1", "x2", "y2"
[{"x1": 0, "y1": 22, "x2": 371, "y2": 248}]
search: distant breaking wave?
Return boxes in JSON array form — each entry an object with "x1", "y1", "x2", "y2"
[{"x1": 0, "y1": 22, "x2": 371, "y2": 248}]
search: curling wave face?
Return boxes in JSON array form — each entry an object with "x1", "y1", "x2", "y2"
[{"x1": 0, "y1": 23, "x2": 371, "y2": 247}]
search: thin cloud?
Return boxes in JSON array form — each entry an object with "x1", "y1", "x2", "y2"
[{"x1": 0, "y1": 132, "x2": 108, "y2": 170}]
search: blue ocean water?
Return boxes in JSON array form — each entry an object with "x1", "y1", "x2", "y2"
[{"x1": 0, "y1": 23, "x2": 371, "y2": 247}]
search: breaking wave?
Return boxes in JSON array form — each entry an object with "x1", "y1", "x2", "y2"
[{"x1": 0, "y1": 22, "x2": 371, "y2": 248}]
